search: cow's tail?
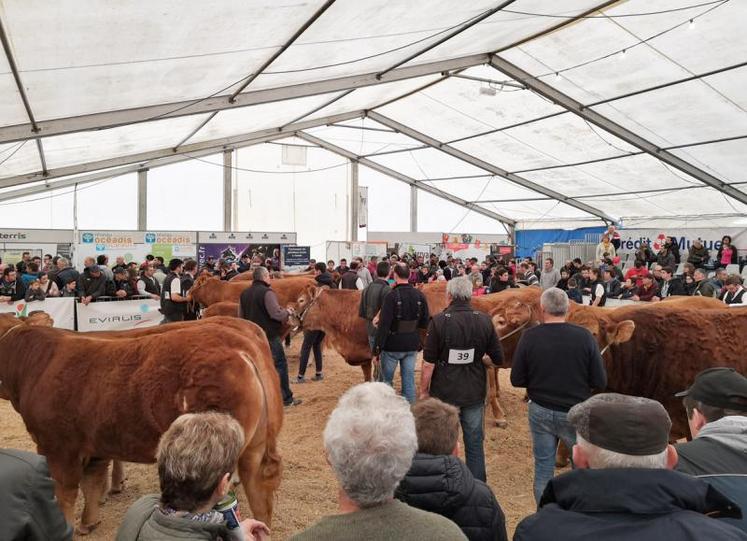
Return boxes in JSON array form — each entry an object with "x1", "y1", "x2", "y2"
[{"x1": 238, "y1": 351, "x2": 282, "y2": 481}]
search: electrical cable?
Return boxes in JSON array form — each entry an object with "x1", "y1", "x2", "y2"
[
  {"x1": 0, "y1": 140, "x2": 27, "y2": 166},
  {"x1": 503, "y1": 1, "x2": 726, "y2": 19}
]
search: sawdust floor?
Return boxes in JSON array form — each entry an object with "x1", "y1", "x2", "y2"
[{"x1": 0, "y1": 337, "x2": 562, "y2": 539}]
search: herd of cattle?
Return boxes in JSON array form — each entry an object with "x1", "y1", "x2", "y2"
[{"x1": 0, "y1": 269, "x2": 744, "y2": 534}]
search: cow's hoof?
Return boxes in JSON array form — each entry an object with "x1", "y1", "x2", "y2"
[
  {"x1": 76, "y1": 521, "x2": 100, "y2": 536},
  {"x1": 99, "y1": 494, "x2": 109, "y2": 505},
  {"x1": 110, "y1": 483, "x2": 124, "y2": 495},
  {"x1": 494, "y1": 419, "x2": 508, "y2": 429}
]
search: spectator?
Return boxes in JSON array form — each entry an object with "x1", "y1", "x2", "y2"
[
  {"x1": 367, "y1": 256, "x2": 378, "y2": 278},
  {"x1": 510, "y1": 288, "x2": 607, "y2": 503},
  {"x1": 540, "y1": 258, "x2": 561, "y2": 290},
  {"x1": 665, "y1": 236, "x2": 681, "y2": 264},
  {"x1": 721, "y1": 275, "x2": 747, "y2": 306},
  {"x1": 154, "y1": 256, "x2": 167, "y2": 273},
  {"x1": 684, "y1": 272, "x2": 697, "y2": 295},
  {"x1": 42, "y1": 253, "x2": 54, "y2": 272},
  {"x1": 291, "y1": 383, "x2": 466, "y2": 540},
  {"x1": 514, "y1": 393, "x2": 745, "y2": 540},
  {"x1": 469, "y1": 271, "x2": 486, "y2": 296},
  {"x1": 682, "y1": 261, "x2": 696, "y2": 277},
  {"x1": 624, "y1": 260, "x2": 649, "y2": 288},
  {"x1": 112, "y1": 256, "x2": 127, "y2": 272},
  {"x1": 152, "y1": 263, "x2": 167, "y2": 287},
  {"x1": 24, "y1": 280, "x2": 46, "y2": 302},
  {"x1": 97, "y1": 254, "x2": 114, "y2": 281},
  {"x1": 711, "y1": 268, "x2": 730, "y2": 295},
  {"x1": 340, "y1": 261, "x2": 364, "y2": 290},
  {"x1": 588, "y1": 267, "x2": 606, "y2": 307},
  {"x1": 595, "y1": 235, "x2": 616, "y2": 264},
  {"x1": 555, "y1": 268, "x2": 570, "y2": 291},
  {"x1": 656, "y1": 247, "x2": 675, "y2": 270},
  {"x1": 518, "y1": 263, "x2": 538, "y2": 287},
  {"x1": 335, "y1": 258, "x2": 350, "y2": 275},
  {"x1": 112, "y1": 267, "x2": 133, "y2": 298},
  {"x1": 116, "y1": 412, "x2": 269, "y2": 541},
  {"x1": 60, "y1": 278, "x2": 78, "y2": 297},
  {"x1": 602, "y1": 268, "x2": 622, "y2": 299},
  {"x1": 15, "y1": 251, "x2": 31, "y2": 273},
  {"x1": 632, "y1": 274, "x2": 659, "y2": 302},
  {"x1": 687, "y1": 239, "x2": 710, "y2": 267},
  {"x1": 0, "y1": 449, "x2": 73, "y2": 540},
  {"x1": 21, "y1": 261, "x2": 40, "y2": 286},
  {"x1": 659, "y1": 266, "x2": 687, "y2": 298},
  {"x1": 676, "y1": 367, "x2": 747, "y2": 475},
  {"x1": 420, "y1": 277, "x2": 502, "y2": 482},
  {"x1": 181, "y1": 260, "x2": 199, "y2": 321},
  {"x1": 418, "y1": 265, "x2": 432, "y2": 285},
  {"x1": 565, "y1": 277, "x2": 583, "y2": 304},
  {"x1": 54, "y1": 257, "x2": 79, "y2": 291},
  {"x1": 77, "y1": 265, "x2": 106, "y2": 305},
  {"x1": 634, "y1": 242, "x2": 655, "y2": 266},
  {"x1": 490, "y1": 267, "x2": 516, "y2": 293},
  {"x1": 692, "y1": 268, "x2": 717, "y2": 297},
  {"x1": 717, "y1": 235, "x2": 738, "y2": 269},
  {"x1": 396, "y1": 398, "x2": 508, "y2": 541},
  {"x1": 353, "y1": 256, "x2": 373, "y2": 288},
  {"x1": 606, "y1": 225, "x2": 621, "y2": 250},
  {"x1": 238, "y1": 253, "x2": 251, "y2": 273},
  {"x1": 374, "y1": 263, "x2": 429, "y2": 404},
  {"x1": 38, "y1": 272, "x2": 60, "y2": 297},
  {"x1": 160, "y1": 259, "x2": 189, "y2": 323},
  {"x1": 137, "y1": 264, "x2": 161, "y2": 301},
  {"x1": 359, "y1": 261, "x2": 392, "y2": 357}
]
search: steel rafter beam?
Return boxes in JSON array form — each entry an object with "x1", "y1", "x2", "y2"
[
  {"x1": 296, "y1": 131, "x2": 516, "y2": 227},
  {"x1": 0, "y1": 110, "x2": 365, "y2": 189},
  {"x1": 368, "y1": 111, "x2": 615, "y2": 223},
  {"x1": 0, "y1": 54, "x2": 490, "y2": 145},
  {"x1": 488, "y1": 55, "x2": 747, "y2": 207},
  {"x1": 228, "y1": 0, "x2": 336, "y2": 102}
]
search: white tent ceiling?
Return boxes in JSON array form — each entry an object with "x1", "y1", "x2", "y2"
[{"x1": 1, "y1": 0, "x2": 746, "y2": 229}]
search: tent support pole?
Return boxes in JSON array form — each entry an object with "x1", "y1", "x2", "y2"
[
  {"x1": 137, "y1": 168, "x2": 148, "y2": 230},
  {"x1": 223, "y1": 149, "x2": 233, "y2": 231}
]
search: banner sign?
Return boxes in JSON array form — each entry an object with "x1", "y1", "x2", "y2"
[
  {"x1": 198, "y1": 243, "x2": 281, "y2": 268},
  {"x1": 398, "y1": 243, "x2": 433, "y2": 259},
  {"x1": 351, "y1": 242, "x2": 387, "y2": 259},
  {"x1": 358, "y1": 186, "x2": 368, "y2": 228},
  {"x1": 443, "y1": 242, "x2": 490, "y2": 261},
  {"x1": 81, "y1": 231, "x2": 135, "y2": 250},
  {"x1": 282, "y1": 246, "x2": 311, "y2": 269},
  {"x1": 617, "y1": 228, "x2": 746, "y2": 255},
  {"x1": 198, "y1": 231, "x2": 296, "y2": 244},
  {"x1": 0, "y1": 229, "x2": 75, "y2": 243},
  {"x1": 77, "y1": 299, "x2": 161, "y2": 332},
  {"x1": 0, "y1": 298, "x2": 75, "y2": 330}
]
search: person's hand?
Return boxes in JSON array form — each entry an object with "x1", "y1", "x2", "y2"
[
  {"x1": 632, "y1": 295, "x2": 640, "y2": 302},
  {"x1": 652, "y1": 296, "x2": 660, "y2": 302},
  {"x1": 115, "y1": 290, "x2": 127, "y2": 298},
  {"x1": 241, "y1": 518, "x2": 270, "y2": 540}
]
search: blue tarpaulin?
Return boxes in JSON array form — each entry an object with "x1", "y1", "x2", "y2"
[{"x1": 515, "y1": 227, "x2": 607, "y2": 258}]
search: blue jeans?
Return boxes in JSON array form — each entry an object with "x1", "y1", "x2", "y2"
[
  {"x1": 379, "y1": 350, "x2": 417, "y2": 403},
  {"x1": 528, "y1": 401, "x2": 576, "y2": 504},
  {"x1": 268, "y1": 336, "x2": 293, "y2": 405},
  {"x1": 459, "y1": 403, "x2": 486, "y2": 482}
]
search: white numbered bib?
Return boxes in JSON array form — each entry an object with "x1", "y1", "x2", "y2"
[{"x1": 448, "y1": 348, "x2": 475, "y2": 365}]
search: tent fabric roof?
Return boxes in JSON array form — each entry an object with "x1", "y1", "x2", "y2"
[{"x1": 1, "y1": 0, "x2": 746, "y2": 229}]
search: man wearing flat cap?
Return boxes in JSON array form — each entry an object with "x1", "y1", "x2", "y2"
[
  {"x1": 676, "y1": 367, "x2": 747, "y2": 476},
  {"x1": 514, "y1": 393, "x2": 747, "y2": 540}
]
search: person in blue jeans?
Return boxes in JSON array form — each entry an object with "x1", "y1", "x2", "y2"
[
  {"x1": 420, "y1": 277, "x2": 503, "y2": 482},
  {"x1": 510, "y1": 287, "x2": 606, "y2": 503},
  {"x1": 374, "y1": 262, "x2": 429, "y2": 404}
]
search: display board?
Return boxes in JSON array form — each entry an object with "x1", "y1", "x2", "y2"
[
  {"x1": 282, "y1": 246, "x2": 311, "y2": 271},
  {"x1": 0, "y1": 297, "x2": 75, "y2": 329},
  {"x1": 76, "y1": 230, "x2": 196, "y2": 266},
  {"x1": 617, "y1": 228, "x2": 746, "y2": 257},
  {"x1": 77, "y1": 299, "x2": 161, "y2": 331}
]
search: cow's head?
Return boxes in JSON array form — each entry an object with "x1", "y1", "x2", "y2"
[
  {"x1": 294, "y1": 285, "x2": 328, "y2": 330},
  {"x1": 0, "y1": 311, "x2": 53, "y2": 400},
  {"x1": 188, "y1": 274, "x2": 219, "y2": 305},
  {"x1": 568, "y1": 309, "x2": 635, "y2": 355}
]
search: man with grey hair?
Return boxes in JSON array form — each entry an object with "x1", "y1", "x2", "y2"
[
  {"x1": 421, "y1": 276, "x2": 503, "y2": 481},
  {"x1": 291, "y1": 383, "x2": 466, "y2": 540},
  {"x1": 239, "y1": 266, "x2": 300, "y2": 407},
  {"x1": 514, "y1": 393, "x2": 746, "y2": 540},
  {"x1": 511, "y1": 287, "x2": 607, "y2": 503}
]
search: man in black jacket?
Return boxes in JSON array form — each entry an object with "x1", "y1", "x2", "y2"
[
  {"x1": 396, "y1": 398, "x2": 507, "y2": 541},
  {"x1": 359, "y1": 261, "x2": 391, "y2": 354},
  {"x1": 0, "y1": 448, "x2": 73, "y2": 540},
  {"x1": 77, "y1": 265, "x2": 107, "y2": 305},
  {"x1": 297, "y1": 262, "x2": 335, "y2": 383},
  {"x1": 511, "y1": 287, "x2": 606, "y2": 503},
  {"x1": 240, "y1": 266, "x2": 301, "y2": 407},
  {"x1": 374, "y1": 262, "x2": 429, "y2": 404},
  {"x1": 515, "y1": 393, "x2": 746, "y2": 540},
  {"x1": 421, "y1": 276, "x2": 503, "y2": 482},
  {"x1": 659, "y1": 266, "x2": 687, "y2": 298}
]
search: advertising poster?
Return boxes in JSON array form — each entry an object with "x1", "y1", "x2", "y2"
[
  {"x1": 282, "y1": 246, "x2": 311, "y2": 271},
  {"x1": 443, "y1": 241, "x2": 490, "y2": 261},
  {"x1": 77, "y1": 299, "x2": 161, "y2": 331},
  {"x1": 198, "y1": 243, "x2": 281, "y2": 267},
  {"x1": 0, "y1": 298, "x2": 75, "y2": 330},
  {"x1": 617, "y1": 228, "x2": 746, "y2": 257},
  {"x1": 77, "y1": 231, "x2": 196, "y2": 266}
]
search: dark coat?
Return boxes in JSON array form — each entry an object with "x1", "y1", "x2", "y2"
[
  {"x1": 77, "y1": 269, "x2": 107, "y2": 299},
  {"x1": 395, "y1": 453, "x2": 507, "y2": 541},
  {"x1": 514, "y1": 468, "x2": 746, "y2": 541}
]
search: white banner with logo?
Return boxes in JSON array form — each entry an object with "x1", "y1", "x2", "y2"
[
  {"x1": 0, "y1": 297, "x2": 75, "y2": 329},
  {"x1": 77, "y1": 299, "x2": 162, "y2": 331},
  {"x1": 617, "y1": 228, "x2": 746, "y2": 256}
]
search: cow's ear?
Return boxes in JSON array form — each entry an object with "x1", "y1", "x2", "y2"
[{"x1": 607, "y1": 320, "x2": 635, "y2": 344}]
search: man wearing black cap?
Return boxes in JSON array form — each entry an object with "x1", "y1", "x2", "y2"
[
  {"x1": 77, "y1": 264, "x2": 107, "y2": 305},
  {"x1": 515, "y1": 393, "x2": 746, "y2": 540},
  {"x1": 676, "y1": 368, "x2": 747, "y2": 476}
]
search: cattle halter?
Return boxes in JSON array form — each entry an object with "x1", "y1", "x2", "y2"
[{"x1": 498, "y1": 303, "x2": 535, "y2": 342}]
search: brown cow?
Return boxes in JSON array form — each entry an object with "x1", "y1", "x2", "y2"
[
  {"x1": 296, "y1": 288, "x2": 374, "y2": 381},
  {"x1": 0, "y1": 315, "x2": 283, "y2": 533},
  {"x1": 189, "y1": 274, "x2": 315, "y2": 307},
  {"x1": 230, "y1": 269, "x2": 315, "y2": 281}
]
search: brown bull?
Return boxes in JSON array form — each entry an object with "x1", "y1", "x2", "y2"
[
  {"x1": 296, "y1": 288, "x2": 374, "y2": 381},
  {"x1": 0, "y1": 314, "x2": 283, "y2": 533},
  {"x1": 189, "y1": 274, "x2": 315, "y2": 307},
  {"x1": 230, "y1": 269, "x2": 315, "y2": 281}
]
